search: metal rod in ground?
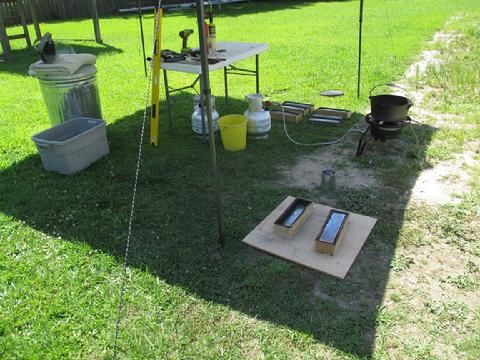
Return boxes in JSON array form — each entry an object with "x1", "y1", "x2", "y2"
[
  {"x1": 138, "y1": 0, "x2": 147, "y2": 77},
  {"x1": 195, "y1": 0, "x2": 225, "y2": 246},
  {"x1": 357, "y1": 0, "x2": 364, "y2": 99}
]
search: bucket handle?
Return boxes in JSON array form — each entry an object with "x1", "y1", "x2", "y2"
[{"x1": 369, "y1": 83, "x2": 413, "y2": 102}]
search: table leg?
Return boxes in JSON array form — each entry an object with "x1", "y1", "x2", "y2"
[
  {"x1": 255, "y1": 54, "x2": 260, "y2": 94},
  {"x1": 224, "y1": 67, "x2": 229, "y2": 105},
  {"x1": 163, "y1": 69, "x2": 175, "y2": 134}
]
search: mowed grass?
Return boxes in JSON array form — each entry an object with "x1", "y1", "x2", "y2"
[{"x1": 1, "y1": 1, "x2": 479, "y2": 358}]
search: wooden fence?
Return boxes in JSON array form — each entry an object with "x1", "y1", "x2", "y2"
[{"x1": 0, "y1": 0, "x2": 194, "y2": 25}]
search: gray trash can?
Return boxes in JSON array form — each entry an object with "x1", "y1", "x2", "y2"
[{"x1": 33, "y1": 65, "x2": 103, "y2": 126}]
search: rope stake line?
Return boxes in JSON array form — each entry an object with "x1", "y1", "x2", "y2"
[
  {"x1": 277, "y1": 104, "x2": 363, "y2": 146},
  {"x1": 112, "y1": 0, "x2": 162, "y2": 358}
]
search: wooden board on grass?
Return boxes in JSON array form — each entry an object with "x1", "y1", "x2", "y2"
[
  {"x1": 270, "y1": 109, "x2": 303, "y2": 123},
  {"x1": 313, "y1": 107, "x2": 352, "y2": 119},
  {"x1": 242, "y1": 196, "x2": 377, "y2": 279}
]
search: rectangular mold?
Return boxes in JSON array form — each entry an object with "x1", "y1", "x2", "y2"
[
  {"x1": 282, "y1": 101, "x2": 315, "y2": 114},
  {"x1": 273, "y1": 197, "x2": 314, "y2": 239},
  {"x1": 315, "y1": 209, "x2": 350, "y2": 255},
  {"x1": 313, "y1": 107, "x2": 352, "y2": 120},
  {"x1": 270, "y1": 109, "x2": 303, "y2": 123}
]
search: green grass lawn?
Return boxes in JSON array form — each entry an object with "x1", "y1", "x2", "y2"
[{"x1": 1, "y1": 1, "x2": 479, "y2": 358}]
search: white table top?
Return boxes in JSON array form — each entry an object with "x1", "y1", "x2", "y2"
[{"x1": 160, "y1": 41, "x2": 269, "y2": 74}]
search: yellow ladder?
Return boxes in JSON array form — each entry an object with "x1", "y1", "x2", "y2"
[{"x1": 150, "y1": 8, "x2": 163, "y2": 147}]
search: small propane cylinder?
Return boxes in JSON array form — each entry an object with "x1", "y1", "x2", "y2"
[
  {"x1": 244, "y1": 93, "x2": 271, "y2": 140},
  {"x1": 192, "y1": 95, "x2": 219, "y2": 136}
]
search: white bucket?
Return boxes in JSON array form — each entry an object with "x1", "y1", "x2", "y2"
[{"x1": 245, "y1": 93, "x2": 264, "y2": 113}]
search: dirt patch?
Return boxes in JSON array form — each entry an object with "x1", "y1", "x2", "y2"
[
  {"x1": 405, "y1": 50, "x2": 441, "y2": 79},
  {"x1": 279, "y1": 146, "x2": 379, "y2": 190},
  {"x1": 410, "y1": 151, "x2": 478, "y2": 205},
  {"x1": 280, "y1": 31, "x2": 462, "y2": 195}
]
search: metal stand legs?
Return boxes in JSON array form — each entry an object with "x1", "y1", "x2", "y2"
[
  {"x1": 223, "y1": 54, "x2": 261, "y2": 104},
  {"x1": 162, "y1": 54, "x2": 261, "y2": 136}
]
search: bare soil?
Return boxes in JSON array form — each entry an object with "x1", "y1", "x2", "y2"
[{"x1": 279, "y1": 146, "x2": 379, "y2": 190}]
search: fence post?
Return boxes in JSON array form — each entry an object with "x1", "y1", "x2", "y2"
[
  {"x1": 0, "y1": 4, "x2": 12, "y2": 57},
  {"x1": 91, "y1": 0, "x2": 102, "y2": 43}
]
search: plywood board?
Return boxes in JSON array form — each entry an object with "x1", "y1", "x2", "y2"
[{"x1": 242, "y1": 196, "x2": 377, "y2": 279}]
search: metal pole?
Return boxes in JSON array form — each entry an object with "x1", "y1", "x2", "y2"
[
  {"x1": 195, "y1": 0, "x2": 225, "y2": 246},
  {"x1": 224, "y1": 67, "x2": 229, "y2": 104},
  {"x1": 357, "y1": 0, "x2": 364, "y2": 99},
  {"x1": 138, "y1": 0, "x2": 147, "y2": 77},
  {"x1": 255, "y1": 54, "x2": 260, "y2": 94}
]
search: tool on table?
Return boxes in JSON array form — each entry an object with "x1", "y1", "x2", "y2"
[
  {"x1": 188, "y1": 49, "x2": 225, "y2": 64},
  {"x1": 34, "y1": 32, "x2": 56, "y2": 63},
  {"x1": 207, "y1": 9, "x2": 216, "y2": 56},
  {"x1": 179, "y1": 29, "x2": 194, "y2": 54},
  {"x1": 161, "y1": 49, "x2": 186, "y2": 62}
]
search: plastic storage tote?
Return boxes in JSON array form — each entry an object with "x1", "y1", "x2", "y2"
[{"x1": 32, "y1": 117, "x2": 109, "y2": 175}]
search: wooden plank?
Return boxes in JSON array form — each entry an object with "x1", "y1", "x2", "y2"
[
  {"x1": 270, "y1": 109, "x2": 303, "y2": 123},
  {"x1": 282, "y1": 101, "x2": 315, "y2": 115},
  {"x1": 313, "y1": 107, "x2": 352, "y2": 120},
  {"x1": 7, "y1": 33, "x2": 27, "y2": 39},
  {"x1": 242, "y1": 196, "x2": 377, "y2": 279}
]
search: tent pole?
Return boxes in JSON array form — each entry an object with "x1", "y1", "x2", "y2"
[
  {"x1": 195, "y1": 0, "x2": 225, "y2": 246},
  {"x1": 357, "y1": 0, "x2": 364, "y2": 99}
]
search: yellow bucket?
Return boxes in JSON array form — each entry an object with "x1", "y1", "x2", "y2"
[{"x1": 218, "y1": 115, "x2": 247, "y2": 151}]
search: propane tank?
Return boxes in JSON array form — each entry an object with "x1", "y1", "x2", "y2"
[
  {"x1": 192, "y1": 95, "x2": 219, "y2": 136},
  {"x1": 244, "y1": 93, "x2": 271, "y2": 139}
]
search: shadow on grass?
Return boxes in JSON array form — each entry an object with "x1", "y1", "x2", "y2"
[
  {"x1": 0, "y1": 90, "x2": 437, "y2": 357},
  {"x1": 0, "y1": 42, "x2": 123, "y2": 76},
  {"x1": 119, "y1": 0, "x2": 352, "y2": 21}
]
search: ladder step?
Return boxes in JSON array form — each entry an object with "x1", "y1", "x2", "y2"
[{"x1": 8, "y1": 34, "x2": 27, "y2": 40}]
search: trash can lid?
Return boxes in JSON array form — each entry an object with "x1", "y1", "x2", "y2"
[
  {"x1": 29, "y1": 65, "x2": 97, "y2": 81},
  {"x1": 31, "y1": 65, "x2": 97, "y2": 81}
]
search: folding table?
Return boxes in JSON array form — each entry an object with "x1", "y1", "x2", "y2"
[{"x1": 160, "y1": 41, "x2": 269, "y2": 138}]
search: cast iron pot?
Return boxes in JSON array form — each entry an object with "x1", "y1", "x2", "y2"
[{"x1": 369, "y1": 83, "x2": 413, "y2": 124}]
